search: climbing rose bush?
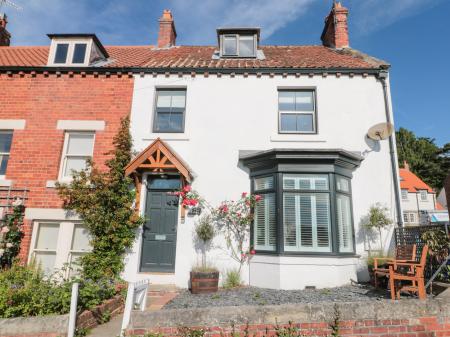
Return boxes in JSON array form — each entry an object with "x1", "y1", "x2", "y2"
[
  {"x1": 0, "y1": 200, "x2": 25, "y2": 269},
  {"x1": 173, "y1": 185, "x2": 202, "y2": 208},
  {"x1": 213, "y1": 192, "x2": 260, "y2": 273}
]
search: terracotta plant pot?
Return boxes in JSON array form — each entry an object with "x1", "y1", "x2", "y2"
[{"x1": 190, "y1": 271, "x2": 219, "y2": 294}]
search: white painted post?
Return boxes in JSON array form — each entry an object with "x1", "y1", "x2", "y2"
[
  {"x1": 67, "y1": 282, "x2": 79, "y2": 337},
  {"x1": 121, "y1": 282, "x2": 135, "y2": 336}
]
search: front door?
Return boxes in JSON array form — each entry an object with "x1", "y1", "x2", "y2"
[{"x1": 140, "y1": 176, "x2": 180, "y2": 272}]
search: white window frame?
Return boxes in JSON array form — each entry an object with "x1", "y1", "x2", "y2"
[
  {"x1": 58, "y1": 131, "x2": 95, "y2": 182},
  {"x1": 420, "y1": 190, "x2": 428, "y2": 201},
  {"x1": 278, "y1": 89, "x2": 317, "y2": 134},
  {"x1": 47, "y1": 38, "x2": 93, "y2": 67},
  {"x1": 220, "y1": 33, "x2": 257, "y2": 58},
  {"x1": 401, "y1": 189, "x2": 408, "y2": 200},
  {"x1": 30, "y1": 221, "x2": 91, "y2": 278},
  {"x1": 0, "y1": 130, "x2": 13, "y2": 179}
]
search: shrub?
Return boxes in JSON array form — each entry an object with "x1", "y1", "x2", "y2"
[
  {"x1": 0, "y1": 202, "x2": 25, "y2": 269},
  {"x1": 223, "y1": 269, "x2": 241, "y2": 289},
  {"x1": 0, "y1": 263, "x2": 122, "y2": 318}
]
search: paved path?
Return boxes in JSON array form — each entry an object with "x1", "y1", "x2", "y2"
[
  {"x1": 87, "y1": 284, "x2": 179, "y2": 336},
  {"x1": 87, "y1": 314, "x2": 123, "y2": 337}
]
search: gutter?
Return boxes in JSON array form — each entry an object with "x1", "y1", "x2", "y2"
[
  {"x1": 377, "y1": 71, "x2": 404, "y2": 227},
  {"x1": 0, "y1": 65, "x2": 385, "y2": 76}
]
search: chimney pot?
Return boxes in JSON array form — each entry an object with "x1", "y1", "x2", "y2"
[
  {"x1": 157, "y1": 9, "x2": 177, "y2": 48},
  {"x1": 321, "y1": 2, "x2": 349, "y2": 49},
  {"x1": 0, "y1": 13, "x2": 11, "y2": 46}
]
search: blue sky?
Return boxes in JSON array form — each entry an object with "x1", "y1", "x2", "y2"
[{"x1": 3, "y1": 0, "x2": 449, "y2": 146}]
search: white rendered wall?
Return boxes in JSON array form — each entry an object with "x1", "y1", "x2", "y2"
[{"x1": 124, "y1": 72, "x2": 399, "y2": 289}]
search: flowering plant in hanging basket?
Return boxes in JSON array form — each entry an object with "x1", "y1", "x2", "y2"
[{"x1": 173, "y1": 185, "x2": 203, "y2": 209}]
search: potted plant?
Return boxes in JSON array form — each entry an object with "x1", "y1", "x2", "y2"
[{"x1": 190, "y1": 214, "x2": 219, "y2": 294}]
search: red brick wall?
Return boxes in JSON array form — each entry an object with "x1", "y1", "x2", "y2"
[
  {"x1": 0, "y1": 72, "x2": 134, "y2": 261},
  {"x1": 126, "y1": 316, "x2": 450, "y2": 337}
]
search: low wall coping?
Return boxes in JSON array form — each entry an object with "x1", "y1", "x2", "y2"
[
  {"x1": 0, "y1": 314, "x2": 69, "y2": 336},
  {"x1": 130, "y1": 298, "x2": 450, "y2": 329}
]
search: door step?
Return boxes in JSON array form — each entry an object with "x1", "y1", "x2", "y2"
[{"x1": 146, "y1": 284, "x2": 179, "y2": 311}]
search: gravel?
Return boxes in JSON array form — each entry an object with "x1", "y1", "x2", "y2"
[{"x1": 163, "y1": 284, "x2": 388, "y2": 310}]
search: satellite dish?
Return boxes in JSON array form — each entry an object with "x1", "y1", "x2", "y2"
[{"x1": 367, "y1": 122, "x2": 394, "y2": 140}]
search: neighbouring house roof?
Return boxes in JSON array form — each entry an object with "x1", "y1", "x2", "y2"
[
  {"x1": 436, "y1": 202, "x2": 445, "y2": 210},
  {"x1": 0, "y1": 45, "x2": 388, "y2": 70},
  {"x1": 399, "y1": 168, "x2": 434, "y2": 193}
]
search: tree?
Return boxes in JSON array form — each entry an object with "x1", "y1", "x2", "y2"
[
  {"x1": 362, "y1": 204, "x2": 393, "y2": 254},
  {"x1": 396, "y1": 127, "x2": 450, "y2": 190},
  {"x1": 57, "y1": 116, "x2": 143, "y2": 281}
]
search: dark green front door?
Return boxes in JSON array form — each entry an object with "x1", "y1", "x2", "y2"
[{"x1": 140, "y1": 177, "x2": 180, "y2": 272}]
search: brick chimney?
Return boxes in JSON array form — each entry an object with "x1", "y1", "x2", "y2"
[
  {"x1": 0, "y1": 13, "x2": 11, "y2": 46},
  {"x1": 157, "y1": 9, "x2": 176, "y2": 48},
  {"x1": 403, "y1": 161, "x2": 410, "y2": 171},
  {"x1": 321, "y1": 2, "x2": 349, "y2": 49}
]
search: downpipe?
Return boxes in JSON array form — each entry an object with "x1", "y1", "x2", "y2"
[{"x1": 377, "y1": 71, "x2": 404, "y2": 228}]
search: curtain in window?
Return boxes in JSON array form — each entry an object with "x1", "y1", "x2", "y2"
[
  {"x1": 284, "y1": 193, "x2": 331, "y2": 252},
  {"x1": 254, "y1": 193, "x2": 276, "y2": 251},
  {"x1": 337, "y1": 194, "x2": 353, "y2": 253}
]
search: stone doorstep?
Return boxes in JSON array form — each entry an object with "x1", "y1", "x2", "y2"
[{"x1": 145, "y1": 286, "x2": 180, "y2": 312}]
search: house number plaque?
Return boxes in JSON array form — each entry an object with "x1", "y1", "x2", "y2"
[{"x1": 155, "y1": 234, "x2": 166, "y2": 241}]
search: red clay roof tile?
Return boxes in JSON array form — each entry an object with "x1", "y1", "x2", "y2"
[
  {"x1": 399, "y1": 168, "x2": 434, "y2": 193},
  {"x1": 0, "y1": 45, "x2": 385, "y2": 69}
]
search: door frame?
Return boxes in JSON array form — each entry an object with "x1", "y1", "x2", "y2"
[{"x1": 138, "y1": 173, "x2": 181, "y2": 273}]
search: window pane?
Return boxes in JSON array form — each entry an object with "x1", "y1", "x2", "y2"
[
  {"x1": 420, "y1": 191, "x2": 427, "y2": 201},
  {"x1": 254, "y1": 176, "x2": 274, "y2": 191},
  {"x1": 239, "y1": 35, "x2": 255, "y2": 57},
  {"x1": 156, "y1": 91, "x2": 172, "y2": 108},
  {"x1": 0, "y1": 154, "x2": 9, "y2": 175},
  {"x1": 223, "y1": 36, "x2": 237, "y2": 55},
  {"x1": 54, "y1": 43, "x2": 69, "y2": 64},
  {"x1": 69, "y1": 252, "x2": 86, "y2": 277},
  {"x1": 169, "y1": 112, "x2": 184, "y2": 131},
  {"x1": 72, "y1": 43, "x2": 87, "y2": 64},
  {"x1": 35, "y1": 223, "x2": 59, "y2": 250},
  {"x1": 0, "y1": 131, "x2": 13, "y2": 153},
  {"x1": 283, "y1": 174, "x2": 329, "y2": 190},
  {"x1": 403, "y1": 213, "x2": 409, "y2": 223},
  {"x1": 337, "y1": 194, "x2": 353, "y2": 253},
  {"x1": 295, "y1": 91, "x2": 314, "y2": 111},
  {"x1": 66, "y1": 133, "x2": 94, "y2": 155},
  {"x1": 64, "y1": 157, "x2": 88, "y2": 177},
  {"x1": 71, "y1": 225, "x2": 90, "y2": 251},
  {"x1": 283, "y1": 193, "x2": 331, "y2": 252},
  {"x1": 254, "y1": 193, "x2": 276, "y2": 251},
  {"x1": 34, "y1": 252, "x2": 56, "y2": 275},
  {"x1": 171, "y1": 91, "x2": 186, "y2": 108},
  {"x1": 336, "y1": 176, "x2": 350, "y2": 193},
  {"x1": 155, "y1": 112, "x2": 170, "y2": 131},
  {"x1": 296, "y1": 114, "x2": 314, "y2": 132},
  {"x1": 280, "y1": 114, "x2": 297, "y2": 132},
  {"x1": 279, "y1": 91, "x2": 296, "y2": 111}
]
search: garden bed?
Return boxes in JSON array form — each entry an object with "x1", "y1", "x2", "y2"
[{"x1": 163, "y1": 284, "x2": 388, "y2": 309}]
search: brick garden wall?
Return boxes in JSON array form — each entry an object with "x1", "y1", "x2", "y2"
[
  {"x1": 126, "y1": 299, "x2": 450, "y2": 337},
  {"x1": 0, "y1": 72, "x2": 134, "y2": 261}
]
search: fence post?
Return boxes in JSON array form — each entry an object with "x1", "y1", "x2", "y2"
[
  {"x1": 121, "y1": 282, "x2": 135, "y2": 336},
  {"x1": 67, "y1": 282, "x2": 79, "y2": 337}
]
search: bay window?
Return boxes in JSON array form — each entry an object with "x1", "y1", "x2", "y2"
[{"x1": 243, "y1": 149, "x2": 362, "y2": 256}]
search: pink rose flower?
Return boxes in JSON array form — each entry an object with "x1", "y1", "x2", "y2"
[{"x1": 1, "y1": 226, "x2": 10, "y2": 234}]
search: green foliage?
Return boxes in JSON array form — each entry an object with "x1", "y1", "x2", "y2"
[
  {"x1": 0, "y1": 263, "x2": 122, "y2": 318},
  {"x1": 274, "y1": 322, "x2": 302, "y2": 337},
  {"x1": 362, "y1": 204, "x2": 393, "y2": 253},
  {"x1": 0, "y1": 203, "x2": 25, "y2": 269},
  {"x1": 223, "y1": 269, "x2": 241, "y2": 289},
  {"x1": 329, "y1": 304, "x2": 341, "y2": 337},
  {"x1": 396, "y1": 127, "x2": 450, "y2": 190},
  {"x1": 422, "y1": 229, "x2": 450, "y2": 258},
  {"x1": 195, "y1": 214, "x2": 215, "y2": 243},
  {"x1": 178, "y1": 327, "x2": 206, "y2": 337},
  {"x1": 57, "y1": 116, "x2": 144, "y2": 281}
]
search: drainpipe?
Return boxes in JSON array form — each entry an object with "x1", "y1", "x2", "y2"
[{"x1": 377, "y1": 71, "x2": 404, "y2": 227}]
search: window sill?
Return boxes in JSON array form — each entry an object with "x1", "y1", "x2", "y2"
[
  {"x1": 0, "y1": 179, "x2": 12, "y2": 187},
  {"x1": 254, "y1": 251, "x2": 360, "y2": 259},
  {"x1": 270, "y1": 134, "x2": 326, "y2": 143},
  {"x1": 46, "y1": 179, "x2": 71, "y2": 188},
  {"x1": 143, "y1": 133, "x2": 189, "y2": 141}
]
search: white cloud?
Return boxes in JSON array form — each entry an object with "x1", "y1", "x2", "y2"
[
  {"x1": 169, "y1": 0, "x2": 315, "y2": 44},
  {"x1": 348, "y1": 0, "x2": 446, "y2": 36}
]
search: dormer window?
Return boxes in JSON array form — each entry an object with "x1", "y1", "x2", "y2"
[
  {"x1": 217, "y1": 28, "x2": 259, "y2": 58},
  {"x1": 47, "y1": 34, "x2": 109, "y2": 67}
]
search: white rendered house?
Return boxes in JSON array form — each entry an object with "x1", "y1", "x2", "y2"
[{"x1": 122, "y1": 4, "x2": 402, "y2": 290}]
